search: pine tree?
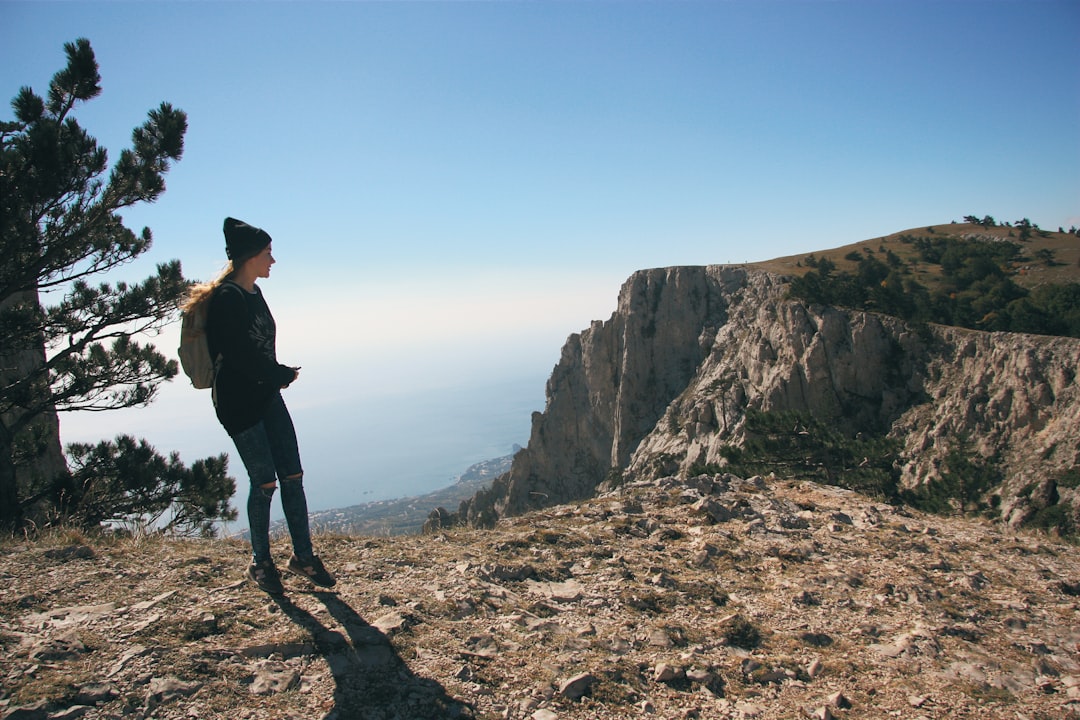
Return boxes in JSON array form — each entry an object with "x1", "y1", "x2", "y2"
[{"x1": 1, "y1": 39, "x2": 234, "y2": 531}]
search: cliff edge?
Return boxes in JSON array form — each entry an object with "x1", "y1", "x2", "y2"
[{"x1": 435, "y1": 264, "x2": 1079, "y2": 531}]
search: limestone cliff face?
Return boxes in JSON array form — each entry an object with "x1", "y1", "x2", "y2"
[
  {"x1": 454, "y1": 266, "x2": 734, "y2": 527},
  {"x1": 446, "y1": 266, "x2": 1080, "y2": 530}
]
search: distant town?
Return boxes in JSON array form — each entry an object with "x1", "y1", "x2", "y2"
[{"x1": 279, "y1": 448, "x2": 520, "y2": 537}]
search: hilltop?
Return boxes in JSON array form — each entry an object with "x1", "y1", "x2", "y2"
[
  {"x1": 753, "y1": 220, "x2": 1080, "y2": 291},
  {"x1": 3, "y1": 473, "x2": 1079, "y2": 719}
]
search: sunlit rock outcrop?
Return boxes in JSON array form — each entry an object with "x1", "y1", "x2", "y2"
[{"x1": 437, "y1": 265, "x2": 1080, "y2": 531}]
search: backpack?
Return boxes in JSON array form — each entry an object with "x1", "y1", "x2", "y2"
[{"x1": 178, "y1": 295, "x2": 218, "y2": 389}]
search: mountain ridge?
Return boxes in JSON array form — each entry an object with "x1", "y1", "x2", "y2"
[{"x1": 432, "y1": 223, "x2": 1080, "y2": 535}]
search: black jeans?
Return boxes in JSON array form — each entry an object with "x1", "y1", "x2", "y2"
[{"x1": 231, "y1": 392, "x2": 313, "y2": 563}]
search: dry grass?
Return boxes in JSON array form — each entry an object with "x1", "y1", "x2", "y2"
[{"x1": 749, "y1": 221, "x2": 1080, "y2": 290}]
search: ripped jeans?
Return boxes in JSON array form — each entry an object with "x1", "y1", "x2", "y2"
[{"x1": 231, "y1": 392, "x2": 313, "y2": 564}]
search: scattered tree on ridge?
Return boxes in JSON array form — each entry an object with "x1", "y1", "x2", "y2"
[
  {"x1": 701, "y1": 409, "x2": 901, "y2": 500},
  {"x1": 789, "y1": 234, "x2": 1080, "y2": 338}
]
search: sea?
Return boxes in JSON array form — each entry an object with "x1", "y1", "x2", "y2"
[
  {"x1": 288, "y1": 372, "x2": 543, "y2": 514},
  {"x1": 58, "y1": 363, "x2": 547, "y2": 524}
]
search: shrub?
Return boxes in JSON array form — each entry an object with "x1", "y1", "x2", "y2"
[
  {"x1": 788, "y1": 235, "x2": 1080, "y2": 339},
  {"x1": 722, "y1": 615, "x2": 762, "y2": 650}
]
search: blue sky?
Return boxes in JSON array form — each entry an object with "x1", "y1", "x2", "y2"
[{"x1": 3, "y1": 1, "x2": 1078, "y2": 512}]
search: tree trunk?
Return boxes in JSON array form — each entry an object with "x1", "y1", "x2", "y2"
[
  {"x1": 0, "y1": 289, "x2": 67, "y2": 528},
  {"x1": 0, "y1": 423, "x2": 22, "y2": 528}
]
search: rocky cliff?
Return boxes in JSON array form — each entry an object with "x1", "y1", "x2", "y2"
[{"x1": 439, "y1": 265, "x2": 1080, "y2": 531}]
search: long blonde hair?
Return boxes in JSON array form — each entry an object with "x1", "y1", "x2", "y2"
[{"x1": 181, "y1": 262, "x2": 236, "y2": 312}]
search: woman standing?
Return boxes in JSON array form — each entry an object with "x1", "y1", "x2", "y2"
[{"x1": 183, "y1": 217, "x2": 335, "y2": 594}]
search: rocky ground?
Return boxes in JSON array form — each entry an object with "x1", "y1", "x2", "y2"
[{"x1": 2, "y1": 474, "x2": 1079, "y2": 720}]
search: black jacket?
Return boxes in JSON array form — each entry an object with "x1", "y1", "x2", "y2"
[{"x1": 206, "y1": 281, "x2": 296, "y2": 436}]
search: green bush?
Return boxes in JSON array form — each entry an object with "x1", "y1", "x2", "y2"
[
  {"x1": 721, "y1": 409, "x2": 900, "y2": 500},
  {"x1": 1057, "y1": 468, "x2": 1080, "y2": 490},
  {"x1": 788, "y1": 236, "x2": 1080, "y2": 338},
  {"x1": 901, "y1": 438, "x2": 1001, "y2": 517},
  {"x1": 1028, "y1": 503, "x2": 1075, "y2": 538},
  {"x1": 722, "y1": 615, "x2": 762, "y2": 650}
]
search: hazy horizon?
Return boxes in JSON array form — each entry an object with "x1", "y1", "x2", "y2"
[{"x1": 61, "y1": 359, "x2": 547, "y2": 520}]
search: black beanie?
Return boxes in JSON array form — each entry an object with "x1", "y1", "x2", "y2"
[{"x1": 223, "y1": 217, "x2": 272, "y2": 265}]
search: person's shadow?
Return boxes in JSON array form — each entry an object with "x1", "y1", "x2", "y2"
[{"x1": 271, "y1": 592, "x2": 473, "y2": 719}]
